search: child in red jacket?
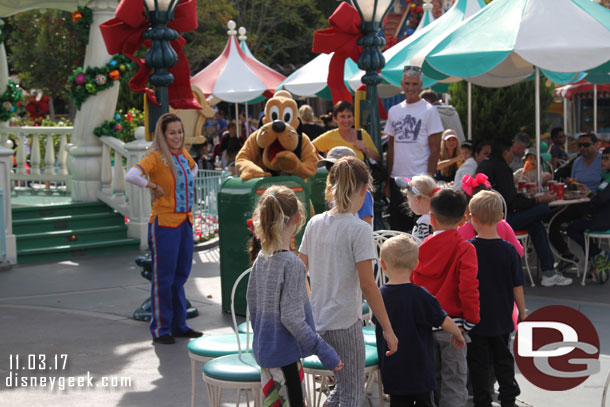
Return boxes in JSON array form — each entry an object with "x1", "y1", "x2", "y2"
[{"x1": 411, "y1": 188, "x2": 480, "y2": 407}]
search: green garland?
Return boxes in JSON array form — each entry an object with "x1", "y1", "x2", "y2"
[
  {"x1": 0, "y1": 81, "x2": 23, "y2": 122},
  {"x1": 94, "y1": 117, "x2": 124, "y2": 139},
  {"x1": 71, "y1": 6, "x2": 93, "y2": 44},
  {"x1": 66, "y1": 54, "x2": 135, "y2": 110},
  {"x1": 94, "y1": 108, "x2": 144, "y2": 143}
]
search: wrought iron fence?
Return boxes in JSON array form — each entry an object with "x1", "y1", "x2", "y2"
[{"x1": 193, "y1": 170, "x2": 223, "y2": 242}]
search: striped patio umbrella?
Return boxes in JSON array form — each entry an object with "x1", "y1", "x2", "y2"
[
  {"x1": 422, "y1": 0, "x2": 610, "y2": 186},
  {"x1": 277, "y1": 52, "x2": 361, "y2": 100},
  {"x1": 191, "y1": 21, "x2": 285, "y2": 104},
  {"x1": 380, "y1": 0, "x2": 487, "y2": 88},
  {"x1": 423, "y1": 0, "x2": 610, "y2": 87}
]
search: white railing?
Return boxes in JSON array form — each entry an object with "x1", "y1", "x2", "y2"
[
  {"x1": 0, "y1": 126, "x2": 73, "y2": 190},
  {"x1": 97, "y1": 128, "x2": 151, "y2": 251}
]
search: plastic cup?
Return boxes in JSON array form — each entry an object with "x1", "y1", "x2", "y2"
[
  {"x1": 526, "y1": 183, "x2": 536, "y2": 198},
  {"x1": 547, "y1": 180, "x2": 557, "y2": 192},
  {"x1": 517, "y1": 180, "x2": 527, "y2": 193},
  {"x1": 556, "y1": 183, "x2": 565, "y2": 200}
]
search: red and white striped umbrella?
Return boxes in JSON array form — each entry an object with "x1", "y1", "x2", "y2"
[{"x1": 191, "y1": 21, "x2": 285, "y2": 103}]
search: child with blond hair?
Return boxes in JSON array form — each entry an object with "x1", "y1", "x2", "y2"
[
  {"x1": 467, "y1": 190, "x2": 526, "y2": 407},
  {"x1": 247, "y1": 185, "x2": 342, "y2": 407},
  {"x1": 410, "y1": 188, "x2": 480, "y2": 407},
  {"x1": 396, "y1": 175, "x2": 439, "y2": 240},
  {"x1": 299, "y1": 157, "x2": 398, "y2": 407},
  {"x1": 376, "y1": 234, "x2": 465, "y2": 406}
]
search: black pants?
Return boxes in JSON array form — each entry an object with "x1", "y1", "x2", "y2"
[
  {"x1": 390, "y1": 392, "x2": 437, "y2": 407},
  {"x1": 548, "y1": 203, "x2": 587, "y2": 255},
  {"x1": 467, "y1": 333, "x2": 520, "y2": 407},
  {"x1": 389, "y1": 178, "x2": 417, "y2": 232},
  {"x1": 281, "y1": 362, "x2": 304, "y2": 407}
]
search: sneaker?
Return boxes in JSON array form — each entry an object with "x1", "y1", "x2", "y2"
[
  {"x1": 153, "y1": 334, "x2": 176, "y2": 344},
  {"x1": 174, "y1": 328, "x2": 203, "y2": 338},
  {"x1": 541, "y1": 272, "x2": 573, "y2": 287},
  {"x1": 556, "y1": 259, "x2": 575, "y2": 271}
]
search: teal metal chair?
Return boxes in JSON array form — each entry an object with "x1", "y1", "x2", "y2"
[
  {"x1": 362, "y1": 325, "x2": 376, "y2": 347},
  {"x1": 202, "y1": 269, "x2": 262, "y2": 407},
  {"x1": 302, "y1": 344, "x2": 382, "y2": 407},
  {"x1": 582, "y1": 229, "x2": 610, "y2": 285},
  {"x1": 187, "y1": 333, "x2": 253, "y2": 407}
]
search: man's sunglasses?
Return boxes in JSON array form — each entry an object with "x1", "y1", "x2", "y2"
[
  {"x1": 577, "y1": 142, "x2": 593, "y2": 148},
  {"x1": 602, "y1": 156, "x2": 610, "y2": 161}
]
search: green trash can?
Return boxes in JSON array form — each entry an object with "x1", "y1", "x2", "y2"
[
  {"x1": 218, "y1": 176, "x2": 311, "y2": 315},
  {"x1": 306, "y1": 167, "x2": 329, "y2": 215}
]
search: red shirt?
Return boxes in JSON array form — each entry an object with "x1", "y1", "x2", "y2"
[{"x1": 411, "y1": 229, "x2": 480, "y2": 329}]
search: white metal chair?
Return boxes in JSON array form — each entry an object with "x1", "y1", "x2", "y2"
[
  {"x1": 494, "y1": 191, "x2": 536, "y2": 286},
  {"x1": 202, "y1": 269, "x2": 261, "y2": 407},
  {"x1": 372, "y1": 230, "x2": 422, "y2": 287},
  {"x1": 303, "y1": 344, "x2": 382, "y2": 407},
  {"x1": 582, "y1": 230, "x2": 610, "y2": 285}
]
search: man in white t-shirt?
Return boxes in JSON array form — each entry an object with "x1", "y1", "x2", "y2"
[{"x1": 384, "y1": 66, "x2": 444, "y2": 232}]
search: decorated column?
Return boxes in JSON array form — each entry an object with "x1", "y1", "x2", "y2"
[
  {"x1": 0, "y1": 20, "x2": 15, "y2": 263},
  {"x1": 68, "y1": 0, "x2": 120, "y2": 201}
]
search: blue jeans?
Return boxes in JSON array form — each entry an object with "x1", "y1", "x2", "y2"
[
  {"x1": 567, "y1": 219, "x2": 601, "y2": 258},
  {"x1": 507, "y1": 204, "x2": 555, "y2": 276}
]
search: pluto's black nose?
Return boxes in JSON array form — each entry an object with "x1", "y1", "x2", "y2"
[{"x1": 272, "y1": 121, "x2": 286, "y2": 133}]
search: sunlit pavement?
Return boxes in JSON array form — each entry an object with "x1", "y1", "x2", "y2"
[{"x1": 0, "y1": 248, "x2": 608, "y2": 406}]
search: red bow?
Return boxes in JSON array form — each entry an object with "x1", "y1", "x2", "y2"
[
  {"x1": 461, "y1": 173, "x2": 491, "y2": 196},
  {"x1": 312, "y1": 2, "x2": 362, "y2": 105},
  {"x1": 100, "y1": 0, "x2": 201, "y2": 110}
]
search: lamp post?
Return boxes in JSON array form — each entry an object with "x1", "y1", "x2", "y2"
[
  {"x1": 143, "y1": 0, "x2": 180, "y2": 126},
  {"x1": 352, "y1": 0, "x2": 393, "y2": 230},
  {"x1": 352, "y1": 0, "x2": 393, "y2": 160}
]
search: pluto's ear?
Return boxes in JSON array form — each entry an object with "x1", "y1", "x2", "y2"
[{"x1": 296, "y1": 117, "x2": 303, "y2": 135}]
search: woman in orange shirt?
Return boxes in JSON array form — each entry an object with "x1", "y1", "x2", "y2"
[{"x1": 126, "y1": 113, "x2": 202, "y2": 344}]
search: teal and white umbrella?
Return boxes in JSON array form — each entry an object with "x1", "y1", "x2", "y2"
[
  {"x1": 379, "y1": 0, "x2": 487, "y2": 89},
  {"x1": 346, "y1": 0, "x2": 448, "y2": 95},
  {"x1": 422, "y1": 0, "x2": 610, "y2": 187},
  {"x1": 423, "y1": 0, "x2": 610, "y2": 86}
]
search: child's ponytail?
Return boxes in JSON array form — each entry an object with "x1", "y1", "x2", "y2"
[
  {"x1": 328, "y1": 157, "x2": 371, "y2": 213},
  {"x1": 253, "y1": 185, "x2": 305, "y2": 258}
]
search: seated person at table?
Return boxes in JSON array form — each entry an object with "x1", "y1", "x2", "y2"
[
  {"x1": 548, "y1": 132, "x2": 603, "y2": 265},
  {"x1": 375, "y1": 234, "x2": 465, "y2": 407},
  {"x1": 435, "y1": 130, "x2": 461, "y2": 183},
  {"x1": 513, "y1": 149, "x2": 552, "y2": 186},
  {"x1": 476, "y1": 137, "x2": 572, "y2": 287},
  {"x1": 567, "y1": 146, "x2": 610, "y2": 279},
  {"x1": 509, "y1": 132, "x2": 531, "y2": 172},
  {"x1": 549, "y1": 127, "x2": 569, "y2": 170}
]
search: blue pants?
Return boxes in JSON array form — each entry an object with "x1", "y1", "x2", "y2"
[
  {"x1": 507, "y1": 204, "x2": 555, "y2": 275},
  {"x1": 148, "y1": 219, "x2": 194, "y2": 338},
  {"x1": 567, "y1": 219, "x2": 601, "y2": 258}
]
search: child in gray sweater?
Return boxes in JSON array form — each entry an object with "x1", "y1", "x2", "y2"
[{"x1": 247, "y1": 185, "x2": 342, "y2": 407}]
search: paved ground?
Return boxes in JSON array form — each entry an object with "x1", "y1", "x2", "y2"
[{"x1": 0, "y1": 248, "x2": 608, "y2": 407}]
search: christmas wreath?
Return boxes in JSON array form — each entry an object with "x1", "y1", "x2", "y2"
[
  {"x1": 66, "y1": 54, "x2": 134, "y2": 110},
  {"x1": 0, "y1": 81, "x2": 23, "y2": 122}
]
